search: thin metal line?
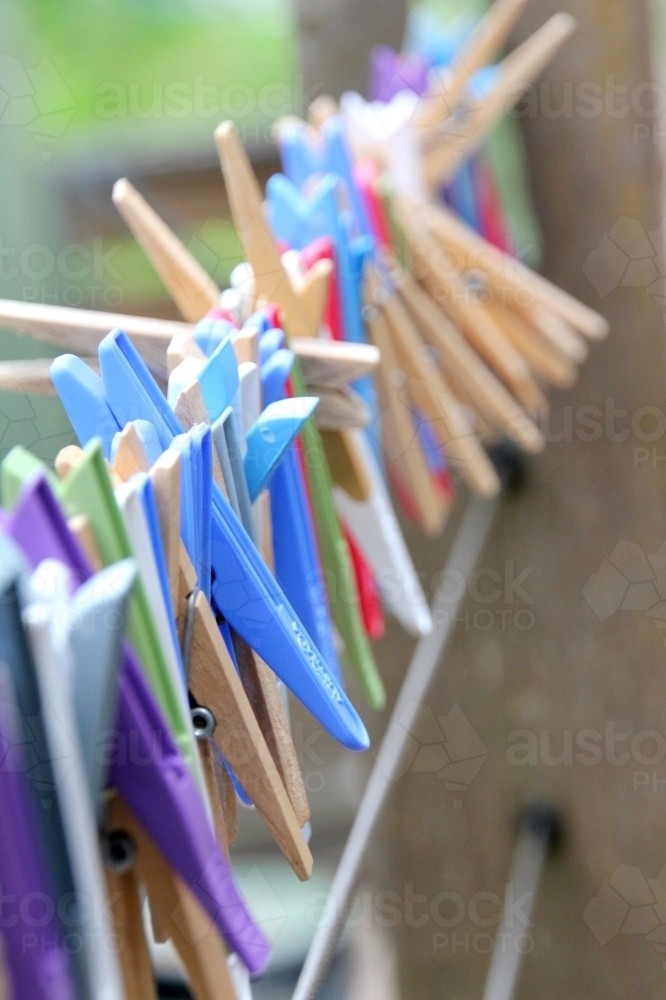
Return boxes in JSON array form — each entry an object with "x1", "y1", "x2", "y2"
[
  {"x1": 292, "y1": 496, "x2": 500, "y2": 1000},
  {"x1": 481, "y1": 822, "x2": 549, "y2": 1000}
]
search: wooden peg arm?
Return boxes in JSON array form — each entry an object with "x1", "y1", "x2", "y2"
[{"x1": 113, "y1": 178, "x2": 219, "y2": 323}]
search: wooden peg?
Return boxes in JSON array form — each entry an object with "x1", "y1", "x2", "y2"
[
  {"x1": 67, "y1": 514, "x2": 105, "y2": 573},
  {"x1": 214, "y1": 121, "x2": 315, "y2": 339},
  {"x1": 167, "y1": 331, "x2": 206, "y2": 376},
  {"x1": 364, "y1": 299, "x2": 446, "y2": 535},
  {"x1": 108, "y1": 797, "x2": 237, "y2": 1000},
  {"x1": 423, "y1": 13, "x2": 577, "y2": 186},
  {"x1": 198, "y1": 738, "x2": 232, "y2": 855},
  {"x1": 257, "y1": 489, "x2": 274, "y2": 572},
  {"x1": 314, "y1": 386, "x2": 371, "y2": 429},
  {"x1": 483, "y1": 300, "x2": 577, "y2": 389},
  {"x1": 320, "y1": 428, "x2": 372, "y2": 503},
  {"x1": 0, "y1": 357, "x2": 64, "y2": 396},
  {"x1": 173, "y1": 380, "x2": 226, "y2": 493},
  {"x1": 189, "y1": 589, "x2": 313, "y2": 879},
  {"x1": 394, "y1": 266, "x2": 544, "y2": 452},
  {"x1": 413, "y1": 0, "x2": 530, "y2": 135},
  {"x1": 232, "y1": 327, "x2": 259, "y2": 366},
  {"x1": 232, "y1": 635, "x2": 310, "y2": 828},
  {"x1": 524, "y1": 303, "x2": 588, "y2": 363},
  {"x1": 0, "y1": 298, "x2": 188, "y2": 371},
  {"x1": 397, "y1": 209, "x2": 547, "y2": 412},
  {"x1": 149, "y1": 449, "x2": 182, "y2": 612},
  {"x1": 292, "y1": 338, "x2": 380, "y2": 389},
  {"x1": 55, "y1": 444, "x2": 85, "y2": 479},
  {"x1": 308, "y1": 95, "x2": 339, "y2": 127},
  {"x1": 113, "y1": 178, "x2": 219, "y2": 323},
  {"x1": 370, "y1": 273, "x2": 501, "y2": 498},
  {"x1": 112, "y1": 423, "x2": 151, "y2": 481},
  {"x1": 296, "y1": 258, "x2": 333, "y2": 336},
  {"x1": 410, "y1": 198, "x2": 608, "y2": 342},
  {"x1": 105, "y1": 865, "x2": 158, "y2": 1000},
  {"x1": 177, "y1": 543, "x2": 198, "y2": 646}
]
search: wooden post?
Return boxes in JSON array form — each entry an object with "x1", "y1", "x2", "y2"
[
  {"x1": 374, "y1": 1, "x2": 666, "y2": 998},
  {"x1": 291, "y1": 0, "x2": 407, "y2": 100}
]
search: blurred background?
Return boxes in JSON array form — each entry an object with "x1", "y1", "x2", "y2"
[{"x1": 1, "y1": 0, "x2": 666, "y2": 997}]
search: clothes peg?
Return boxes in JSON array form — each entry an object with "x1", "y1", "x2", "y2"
[
  {"x1": 187, "y1": 588, "x2": 313, "y2": 876},
  {"x1": 0, "y1": 296, "x2": 187, "y2": 370},
  {"x1": 112, "y1": 647, "x2": 272, "y2": 969},
  {"x1": 414, "y1": 198, "x2": 608, "y2": 341},
  {"x1": 194, "y1": 317, "x2": 238, "y2": 356},
  {"x1": 0, "y1": 356, "x2": 78, "y2": 395},
  {"x1": 422, "y1": 14, "x2": 577, "y2": 187},
  {"x1": 0, "y1": 662, "x2": 78, "y2": 1000},
  {"x1": 216, "y1": 124, "x2": 377, "y2": 512},
  {"x1": 332, "y1": 429, "x2": 435, "y2": 636},
  {"x1": 113, "y1": 178, "x2": 219, "y2": 322},
  {"x1": 51, "y1": 353, "x2": 121, "y2": 459},
  {"x1": 362, "y1": 298, "x2": 448, "y2": 534},
  {"x1": 198, "y1": 737, "x2": 239, "y2": 854},
  {"x1": 232, "y1": 326, "x2": 260, "y2": 365},
  {"x1": 149, "y1": 449, "x2": 181, "y2": 610},
  {"x1": 292, "y1": 257, "x2": 333, "y2": 335},
  {"x1": 215, "y1": 122, "x2": 315, "y2": 339},
  {"x1": 170, "y1": 427, "x2": 213, "y2": 600},
  {"x1": 343, "y1": 523, "x2": 385, "y2": 639},
  {"x1": 525, "y1": 302, "x2": 589, "y2": 362},
  {"x1": 106, "y1": 795, "x2": 238, "y2": 1000},
  {"x1": 22, "y1": 559, "x2": 126, "y2": 1000},
  {"x1": 340, "y1": 90, "x2": 427, "y2": 202},
  {"x1": 57, "y1": 327, "x2": 370, "y2": 750},
  {"x1": 319, "y1": 428, "x2": 371, "y2": 502},
  {"x1": 267, "y1": 172, "x2": 374, "y2": 348},
  {"x1": 68, "y1": 559, "x2": 137, "y2": 818},
  {"x1": 412, "y1": 0, "x2": 531, "y2": 136},
  {"x1": 244, "y1": 396, "x2": 319, "y2": 501},
  {"x1": 55, "y1": 442, "x2": 201, "y2": 779},
  {"x1": 230, "y1": 635, "x2": 310, "y2": 828},
  {"x1": 483, "y1": 299, "x2": 577, "y2": 389},
  {"x1": 116, "y1": 477, "x2": 187, "y2": 690},
  {"x1": 0, "y1": 446, "x2": 56, "y2": 509},
  {"x1": 368, "y1": 266, "x2": 501, "y2": 496},
  {"x1": 308, "y1": 95, "x2": 339, "y2": 128},
  {"x1": 291, "y1": 363, "x2": 385, "y2": 709},
  {"x1": 185, "y1": 343, "x2": 312, "y2": 828},
  {"x1": 394, "y1": 200, "x2": 547, "y2": 413},
  {"x1": 179, "y1": 548, "x2": 312, "y2": 878},
  {"x1": 391, "y1": 262, "x2": 544, "y2": 452},
  {"x1": 210, "y1": 406, "x2": 256, "y2": 539},
  {"x1": 167, "y1": 329, "x2": 206, "y2": 375},
  {"x1": 103, "y1": 855, "x2": 158, "y2": 1000},
  {"x1": 238, "y1": 361, "x2": 261, "y2": 441},
  {"x1": 6, "y1": 476, "x2": 269, "y2": 969},
  {"x1": 112, "y1": 420, "x2": 152, "y2": 479},
  {"x1": 171, "y1": 378, "x2": 227, "y2": 493},
  {"x1": 67, "y1": 512, "x2": 104, "y2": 571},
  {"x1": 0, "y1": 537, "x2": 83, "y2": 967},
  {"x1": 291, "y1": 338, "x2": 379, "y2": 388},
  {"x1": 261, "y1": 342, "x2": 343, "y2": 684},
  {"x1": 369, "y1": 45, "x2": 430, "y2": 103},
  {"x1": 108, "y1": 430, "x2": 238, "y2": 851},
  {"x1": 278, "y1": 113, "x2": 372, "y2": 237},
  {"x1": 314, "y1": 386, "x2": 370, "y2": 429}
]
